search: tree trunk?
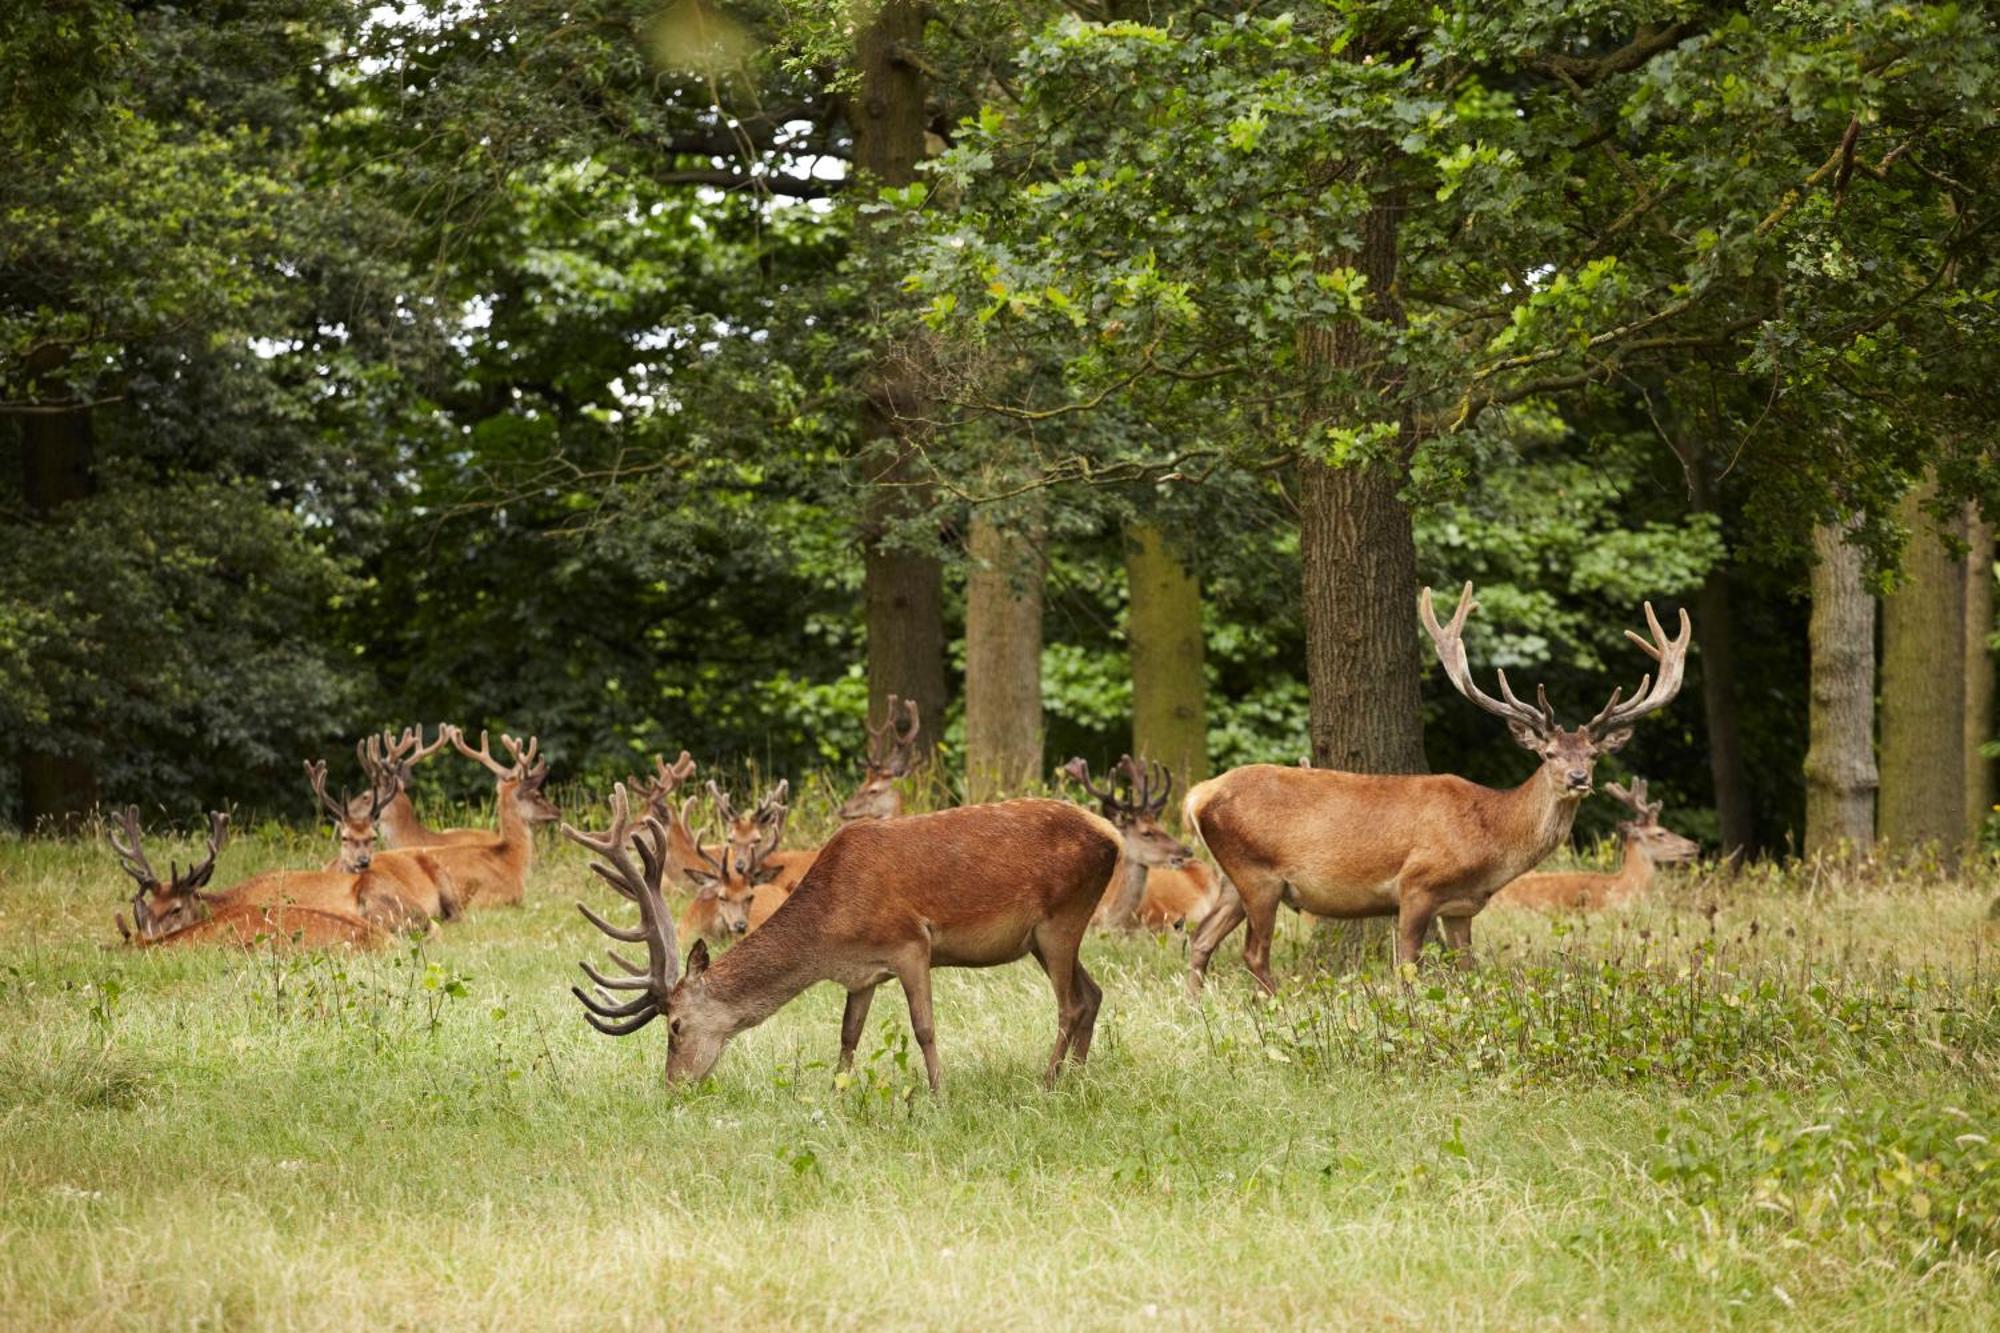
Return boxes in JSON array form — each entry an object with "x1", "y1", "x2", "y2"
[
  {"x1": 854, "y1": 0, "x2": 945, "y2": 758},
  {"x1": 1804, "y1": 520, "x2": 1878, "y2": 856},
  {"x1": 1684, "y1": 456, "x2": 1755, "y2": 856},
  {"x1": 1298, "y1": 192, "x2": 1426, "y2": 776},
  {"x1": 1124, "y1": 521, "x2": 1207, "y2": 799},
  {"x1": 1965, "y1": 508, "x2": 1994, "y2": 844},
  {"x1": 1879, "y1": 479, "x2": 1967, "y2": 858},
  {"x1": 18, "y1": 405, "x2": 98, "y2": 829},
  {"x1": 963, "y1": 505, "x2": 1044, "y2": 802}
]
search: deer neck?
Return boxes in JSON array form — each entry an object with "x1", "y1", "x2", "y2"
[
  {"x1": 491, "y1": 786, "x2": 537, "y2": 877},
  {"x1": 1103, "y1": 851, "x2": 1147, "y2": 929},
  {"x1": 380, "y1": 790, "x2": 429, "y2": 845},
  {"x1": 698, "y1": 898, "x2": 844, "y2": 1035},
  {"x1": 1608, "y1": 835, "x2": 1654, "y2": 902},
  {"x1": 1498, "y1": 773, "x2": 1586, "y2": 881}
]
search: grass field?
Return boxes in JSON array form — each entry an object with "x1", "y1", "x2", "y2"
[{"x1": 2, "y1": 805, "x2": 1997, "y2": 1328}]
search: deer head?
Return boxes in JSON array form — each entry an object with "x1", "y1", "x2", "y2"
[
  {"x1": 1062, "y1": 756, "x2": 1192, "y2": 870},
  {"x1": 707, "y1": 779, "x2": 790, "y2": 882},
  {"x1": 665, "y1": 791, "x2": 759, "y2": 937},
  {"x1": 1606, "y1": 778, "x2": 1700, "y2": 866},
  {"x1": 108, "y1": 807, "x2": 228, "y2": 941},
  {"x1": 308, "y1": 758, "x2": 394, "y2": 871},
  {"x1": 565, "y1": 785, "x2": 728, "y2": 1081},
  {"x1": 1419, "y1": 582, "x2": 1690, "y2": 806},
  {"x1": 837, "y1": 695, "x2": 920, "y2": 822},
  {"x1": 452, "y1": 729, "x2": 561, "y2": 826}
]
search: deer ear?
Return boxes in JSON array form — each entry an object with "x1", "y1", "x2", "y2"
[
  {"x1": 1594, "y1": 726, "x2": 1635, "y2": 754},
  {"x1": 685, "y1": 939, "x2": 710, "y2": 979},
  {"x1": 1505, "y1": 719, "x2": 1543, "y2": 751}
]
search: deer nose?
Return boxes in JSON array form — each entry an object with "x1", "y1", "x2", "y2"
[
  {"x1": 732, "y1": 918, "x2": 748, "y2": 935},
  {"x1": 1566, "y1": 769, "x2": 1591, "y2": 790}
]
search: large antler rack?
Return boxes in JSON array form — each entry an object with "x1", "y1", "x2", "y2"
[
  {"x1": 565, "y1": 784, "x2": 681, "y2": 1036},
  {"x1": 1418, "y1": 582, "x2": 1556, "y2": 739},
  {"x1": 866, "y1": 694, "x2": 923, "y2": 777}
]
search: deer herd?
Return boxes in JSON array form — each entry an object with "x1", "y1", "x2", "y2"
[{"x1": 100, "y1": 583, "x2": 1697, "y2": 1088}]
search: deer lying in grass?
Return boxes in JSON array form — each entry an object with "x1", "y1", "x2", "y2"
[
  {"x1": 631, "y1": 751, "x2": 699, "y2": 825},
  {"x1": 1492, "y1": 778, "x2": 1699, "y2": 912},
  {"x1": 1062, "y1": 757, "x2": 1222, "y2": 932},
  {"x1": 349, "y1": 725, "x2": 457, "y2": 847},
  {"x1": 309, "y1": 760, "x2": 460, "y2": 925},
  {"x1": 566, "y1": 784, "x2": 1122, "y2": 1090},
  {"x1": 835, "y1": 694, "x2": 923, "y2": 823},
  {"x1": 109, "y1": 809, "x2": 387, "y2": 949},
  {"x1": 434, "y1": 729, "x2": 560, "y2": 906},
  {"x1": 1185, "y1": 583, "x2": 1690, "y2": 992},
  {"x1": 659, "y1": 787, "x2": 778, "y2": 943}
]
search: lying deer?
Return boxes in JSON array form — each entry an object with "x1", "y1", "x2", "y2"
[
  {"x1": 436, "y1": 729, "x2": 561, "y2": 906},
  {"x1": 1186, "y1": 582, "x2": 1689, "y2": 992},
  {"x1": 631, "y1": 751, "x2": 699, "y2": 826},
  {"x1": 835, "y1": 694, "x2": 922, "y2": 823},
  {"x1": 1062, "y1": 757, "x2": 1222, "y2": 932},
  {"x1": 110, "y1": 809, "x2": 386, "y2": 949},
  {"x1": 1491, "y1": 778, "x2": 1699, "y2": 911},
  {"x1": 309, "y1": 759, "x2": 460, "y2": 925},
  {"x1": 566, "y1": 784, "x2": 1122, "y2": 1090},
  {"x1": 660, "y1": 786, "x2": 779, "y2": 942},
  {"x1": 349, "y1": 725, "x2": 457, "y2": 847}
]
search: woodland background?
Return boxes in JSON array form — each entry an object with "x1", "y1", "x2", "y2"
[{"x1": 4, "y1": 0, "x2": 1997, "y2": 858}]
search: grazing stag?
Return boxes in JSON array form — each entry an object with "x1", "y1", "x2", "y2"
[
  {"x1": 310, "y1": 760, "x2": 461, "y2": 924},
  {"x1": 1186, "y1": 582, "x2": 1689, "y2": 992},
  {"x1": 440, "y1": 729, "x2": 561, "y2": 905},
  {"x1": 1061, "y1": 757, "x2": 1223, "y2": 932},
  {"x1": 566, "y1": 785, "x2": 1121, "y2": 1090},
  {"x1": 109, "y1": 808, "x2": 385, "y2": 949},
  {"x1": 351, "y1": 726, "x2": 457, "y2": 847},
  {"x1": 835, "y1": 694, "x2": 922, "y2": 822},
  {"x1": 1492, "y1": 778, "x2": 1699, "y2": 912}
]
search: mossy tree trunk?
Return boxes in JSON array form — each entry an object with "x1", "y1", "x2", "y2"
[
  {"x1": 1124, "y1": 522, "x2": 1207, "y2": 802},
  {"x1": 964, "y1": 503, "x2": 1044, "y2": 802},
  {"x1": 1804, "y1": 520, "x2": 1878, "y2": 856},
  {"x1": 1880, "y1": 479, "x2": 1968, "y2": 859}
]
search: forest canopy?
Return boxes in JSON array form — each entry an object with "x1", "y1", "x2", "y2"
[{"x1": 4, "y1": 1, "x2": 1997, "y2": 855}]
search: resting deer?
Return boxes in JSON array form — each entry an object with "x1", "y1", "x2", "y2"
[
  {"x1": 835, "y1": 694, "x2": 922, "y2": 823},
  {"x1": 109, "y1": 809, "x2": 386, "y2": 949},
  {"x1": 1492, "y1": 778, "x2": 1699, "y2": 912},
  {"x1": 436, "y1": 729, "x2": 561, "y2": 906},
  {"x1": 631, "y1": 751, "x2": 699, "y2": 825},
  {"x1": 309, "y1": 760, "x2": 461, "y2": 924},
  {"x1": 658, "y1": 788, "x2": 771, "y2": 942},
  {"x1": 566, "y1": 784, "x2": 1121, "y2": 1090},
  {"x1": 349, "y1": 726, "x2": 457, "y2": 847},
  {"x1": 1185, "y1": 582, "x2": 1690, "y2": 993},
  {"x1": 1062, "y1": 757, "x2": 1223, "y2": 932}
]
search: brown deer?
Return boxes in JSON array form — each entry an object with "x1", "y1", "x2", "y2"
[
  {"x1": 1492, "y1": 778, "x2": 1699, "y2": 912},
  {"x1": 1185, "y1": 582, "x2": 1689, "y2": 993},
  {"x1": 350, "y1": 726, "x2": 457, "y2": 847},
  {"x1": 659, "y1": 790, "x2": 763, "y2": 942},
  {"x1": 109, "y1": 809, "x2": 386, "y2": 949},
  {"x1": 437, "y1": 729, "x2": 561, "y2": 906},
  {"x1": 631, "y1": 751, "x2": 699, "y2": 825},
  {"x1": 835, "y1": 694, "x2": 922, "y2": 822},
  {"x1": 1062, "y1": 757, "x2": 1223, "y2": 932},
  {"x1": 309, "y1": 759, "x2": 461, "y2": 925},
  {"x1": 565, "y1": 784, "x2": 1122, "y2": 1090}
]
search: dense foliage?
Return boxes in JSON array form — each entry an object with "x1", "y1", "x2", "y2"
[{"x1": 3, "y1": 2, "x2": 1996, "y2": 839}]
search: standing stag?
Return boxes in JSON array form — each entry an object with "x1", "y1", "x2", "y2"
[
  {"x1": 1185, "y1": 582, "x2": 1689, "y2": 992},
  {"x1": 566, "y1": 785, "x2": 1121, "y2": 1089},
  {"x1": 1492, "y1": 777, "x2": 1699, "y2": 912},
  {"x1": 1062, "y1": 757, "x2": 1223, "y2": 931},
  {"x1": 109, "y1": 808, "x2": 386, "y2": 949}
]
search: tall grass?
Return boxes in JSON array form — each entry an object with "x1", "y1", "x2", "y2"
[{"x1": 1, "y1": 792, "x2": 1996, "y2": 1327}]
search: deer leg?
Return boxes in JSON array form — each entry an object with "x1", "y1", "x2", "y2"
[
  {"x1": 1395, "y1": 897, "x2": 1441, "y2": 967},
  {"x1": 1235, "y1": 873, "x2": 1286, "y2": 996},
  {"x1": 1186, "y1": 881, "x2": 1247, "y2": 999},
  {"x1": 837, "y1": 984, "x2": 878, "y2": 1074},
  {"x1": 892, "y1": 960, "x2": 943, "y2": 1093},
  {"x1": 1437, "y1": 913, "x2": 1474, "y2": 967},
  {"x1": 1064, "y1": 960, "x2": 1103, "y2": 1068},
  {"x1": 1027, "y1": 927, "x2": 1090, "y2": 1086}
]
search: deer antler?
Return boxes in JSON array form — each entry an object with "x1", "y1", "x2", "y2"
[
  {"x1": 886, "y1": 698, "x2": 922, "y2": 775},
  {"x1": 1603, "y1": 777, "x2": 1661, "y2": 824},
  {"x1": 1060, "y1": 757, "x2": 1124, "y2": 820},
  {"x1": 564, "y1": 784, "x2": 680, "y2": 1035},
  {"x1": 304, "y1": 759, "x2": 355, "y2": 826},
  {"x1": 108, "y1": 805, "x2": 159, "y2": 889},
  {"x1": 706, "y1": 779, "x2": 741, "y2": 827},
  {"x1": 753, "y1": 780, "x2": 790, "y2": 863},
  {"x1": 452, "y1": 728, "x2": 519, "y2": 778},
  {"x1": 1582, "y1": 603, "x2": 1693, "y2": 740},
  {"x1": 1419, "y1": 582, "x2": 1557, "y2": 738},
  {"x1": 1118, "y1": 755, "x2": 1174, "y2": 819},
  {"x1": 669, "y1": 794, "x2": 725, "y2": 882}
]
